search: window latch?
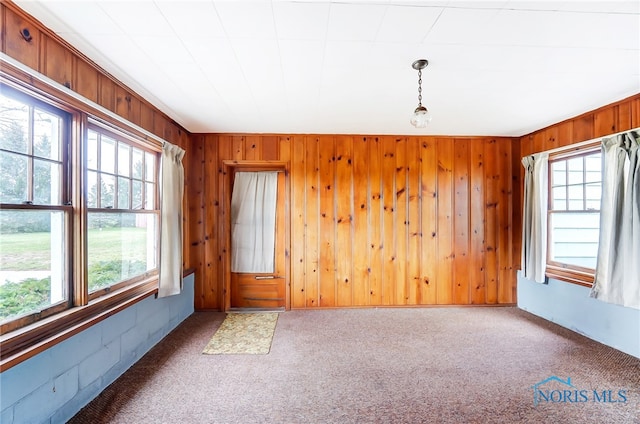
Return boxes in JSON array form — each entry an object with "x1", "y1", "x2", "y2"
[{"x1": 22, "y1": 200, "x2": 33, "y2": 205}]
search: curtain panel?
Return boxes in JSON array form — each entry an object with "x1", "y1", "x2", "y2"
[
  {"x1": 231, "y1": 171, "x2": 278, "y2": 273},
  {"x1": 158, "y1": 142, "x2": 185, "y2": 298},
  {"x1": 521, "y1": 153, "x2": 549, "y2": 283},
  {"x1": 591, "y1": 131, "x2": 640, "y2": 309}
]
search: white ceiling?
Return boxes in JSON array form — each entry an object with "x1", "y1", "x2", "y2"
[{"x1": 13, "y1": 0, "x2": 640, "y2": 136}]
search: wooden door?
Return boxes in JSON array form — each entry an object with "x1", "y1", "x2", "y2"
[{"x1": 230, "y1": 170, "x2": 286, "y2": 309}]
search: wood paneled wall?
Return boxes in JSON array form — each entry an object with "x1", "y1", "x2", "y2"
[
  {"x1": 521, "y1": 94, "x2": 640, "y2": 157},
  {"x1": 189, "y1": 134, "x2": 521, "y2": 310},
  {"x1": 1, "y1": 2, "x2": 195, "y2": 269}
]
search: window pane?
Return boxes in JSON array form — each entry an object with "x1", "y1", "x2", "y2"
[
  {"x1": 117, "y1": 176, "x2": 130, "y2": 209},
  {"x1": 87, "y1": 170, "x2": 98, "y2": 208},
  {"x1": 87, "y1": 212, "x2": 157, "y2": 292},
  {"x1": 549, "y1": 212, "x2": 599, "y2": 269},
  {"x1": 145, "y1": 152, "x2": 155, "y2": 182},
  {"x1": 567, "y1": 157, "x2": 584, "y2": 185},
  {"x1": 101, "y1": 174, "x2": 115, "y2": 208},
  {"x1": 34, "y1": 159, "x2": 61, "y2": 205},
  {"x1": 585, "y1": 183, "x2": 601, "y2": 210},
  {"x1": 100, "y1": 136, "x2": 116, "y2": 174},
  {"x1": 118, "y1": 143, "x2": 130, "y2": 177},
  {"x1": 132, "y1": 180, "x2": 143, "y2": 209},
  {"x1": 33, "y1": 108, "x2": 61, "y2": 160},
  {"x1": 0, "y1": 94, "x2": 28, "y2": 154},
  {"x1": 145, "y1": 182, "x2": 155, "y2": 209},
  {"x1": 87, "y1": 130, "x2": 98, "y2": 171},
  {"x1": 551, "y1": 186, "x2": 566, "y2": 211},
  {"x1": 0, "y1": 210, "x2": 66, "y2": 321},
  {"x1": 585, "y1": 154, "x2": 601, "y2": 183},
  {"x1": 550, "y1": 162, "x2": 566, "y2": 186},
  {"x1": 132, "y1": 148, "x2": 143, "y2": 179},
  {"x1": 0, "y1": 151, "x2": 28, "y2": 203},
  {"x1": 567, "y1": 185, "x2": 584, "y2": 210}
]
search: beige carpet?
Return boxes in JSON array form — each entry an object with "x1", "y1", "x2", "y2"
[{"x1": 202, "y1": 312, "x2": 278, "y2": 355}]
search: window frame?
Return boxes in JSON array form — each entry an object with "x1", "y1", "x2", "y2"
[
  {"x1": 545, "y1": 143, "x2": 601, "y2": 287},
  {"x1": 0, "y1": 63, "x2": 164, "y2": 371}
]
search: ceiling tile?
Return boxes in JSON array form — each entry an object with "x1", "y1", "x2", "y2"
[
  {"x1": 98, "y1": 2, "x2": 174, "y2": 36},
  {"x1": 327, "y1": 3, "x2": 388, "y2": 41},
  {"x1": 376, "y1": 5, "x2": 443, "y2": 42},
  {"x1": 213, "y1": 1, "x2": 277, "y2": 39},
  {"x1": 273, "y1": 1, "x2": 331, "y2": 40},
  {"x1": 155, "y1": 1, "x2": 227, "y2": 39}
]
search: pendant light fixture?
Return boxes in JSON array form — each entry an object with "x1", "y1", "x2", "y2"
[{"x1": 410, "y1": 59, "x2": 431, "y2": 128}]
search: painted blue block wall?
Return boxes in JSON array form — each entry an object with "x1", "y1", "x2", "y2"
[
  {"x1": 517, "y1": 271, "x2": 640, "y2": 359},
  {"x1": 0, "y1": 273, "x2": 194, "y2": 424}
]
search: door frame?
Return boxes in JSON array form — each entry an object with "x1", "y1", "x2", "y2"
[{"x1": 221, "y1": 160, "x2": 290, "y2": 311}]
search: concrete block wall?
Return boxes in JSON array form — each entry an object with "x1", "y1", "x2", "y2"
[
  {"x1": 517, "y1": 272, "x2": 640, "y2": 359},
  {"x1": 0, "y1": 274, "x2": 194, "y2": 424}
]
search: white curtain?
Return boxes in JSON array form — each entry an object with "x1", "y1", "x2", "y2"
[
  {"x1": 158, "y1": 142, "x2": 185, "y2": 298},
  {"x1": 590, "y1": 131, "x2": 640, "y2": 309},
  {"x1": 231, "y1": 172, "x2": 278, "y2": 273},
  {"x1": 521, "y1": 153, "x2": 549, "y2": 283}
]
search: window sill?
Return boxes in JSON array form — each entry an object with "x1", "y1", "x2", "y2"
[
  {"x1": 545, "y1": 265, "x2": 594, "y2": 288},
  {"x1": 0, "y1": 278, "x2": 158, "y2": 372}
]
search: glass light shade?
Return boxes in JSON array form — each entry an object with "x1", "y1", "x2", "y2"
[{"x1": 410, "y1": 106, "x2": 432, "y2": 128}]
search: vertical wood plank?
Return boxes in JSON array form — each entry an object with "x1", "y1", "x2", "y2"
[
  {"x1": 381, "y1": 136, "x2": 396, "y2": 305},
  {"x1": 470, "y1": 139, "x2": 486, "y2": 304},
  {"x1": 453, "y1": 139, "x2": 470, "y2": 304},
  {"x1": 335, "y1": 136, "x2": 353, "y2": 306},
  {"x1": 291, "y1": 136, "x2": 306, "y2": 308},
  {"x1": 556, "y1": 121, "x2": 573, "y2": 150},
  {"x1": 484, "y1": 138, "x2": 499, "y2": 304},
  {"x1": 262, "y1": 136, "x2": 279, "y2": 160},
  {"x1": 140, "y1": 103, "x2": 154, "y2": 134},
  {"x1": 74, "y1": 59, "x2": 98, "y2": 104},
  {"x1": 41, "y1": 36, "x2": 73, "y2": 88},
  {"x1": 3, "y1": 5, "x2": 41, "y2": 71},
  {"x1": 395, "y1": 137, "x2": 408, "y2": 305},
  {"x1": 531, "y1": 131, "x2": 545, "y2": 154},
  {"x1": 245, "y1": 135, "x2": 261, "y2": 160},
  {"x1": 420, "y1": 138, "x2": 438, "y2": 304},
  {"x1": 511, "y1": 138, "x2": 522, "y2": 284},
  {"x1": 189, "y1": 135, "x2": 206, "y2": 309},
  {"x1": 218, "y1": 135, "x2": 233, "y2": 310},
  {"x1": 497, "y1": 139, "x2": 513, "y2": 303},
  {"x1": 436, "y1": 138, "x2": 454, "y2": 304},
  {"x1": 304, "y1": 136, "x2": 320, "y2": 307},
  {"x1": 573, "y1": 113, "x2": 594, "y2": 143},
  {"x1": 369, "y1": 137, "x2": 383, "y2": 305},
  {"x1": 407, "y1": 138, "x2": 421, "y2": 305},
  {"x1": 631, "y1": 98, "x2": 640, "y2": 128},
  {"x1": 232, "y1": 135, "x2": 244, "y2": 160},
  {"x1": 203, "y1": 135, "x2": 220, "y2": 310},
  {"x1": 128, "y1": 95, "x2": 141, "y2": 128},
  {"x1": 617, "y1": 101, "x2": 632, "y2": 132},
  {"x1": 318, "y1": 136, "x2": 336, "y2": 307},
  {"x1": 594, "y1": 106, "x2": 617, "y2": 137},
  {"x1": 115, "y1": 85, "x2": 130, "y2": 121},
  {"x1": 352, "y1": 136, "x2": 370, "y2": 306},
  {"x1": 98, "y1": 74, "x2": 116, "y2": 112},
  {"x1": 277, "y1": 135, "x2": 291, "y2": 307}
]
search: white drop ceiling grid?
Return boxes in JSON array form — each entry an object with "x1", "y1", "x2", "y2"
[{"x1": 12, "y1": 0, "x2": 640, "y2": 136}]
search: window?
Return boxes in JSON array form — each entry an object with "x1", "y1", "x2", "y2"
[
  {"x1": 0, "y1": 86, "x2": 71, "y2": 326},
  {"x1": 86, "y1": 124, "x2": 159, "y2": 298},
  {"x1": 547, "y1": 148, "x2": 601, "y2": 284},
  {"x1": 0, "y1": 79, "x2": 161, "y2": 347}
]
